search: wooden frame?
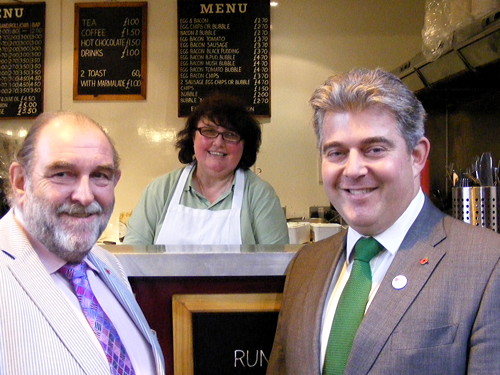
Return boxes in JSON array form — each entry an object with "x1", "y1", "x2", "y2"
[
  {"x1": 73, "y1": 2, "x2": 147, "y2": 100},
  {"x1": 177, "y1": 0, "x2": 271, "y2": 116},
  {"x1": 0, "y1": 2, "x2": 45, "y2": 119},
  {"x1": 172, "y1": 293, "x2": 282, "y2": 375}
]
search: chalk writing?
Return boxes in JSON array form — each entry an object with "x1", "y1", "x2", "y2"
[
  {"x1": 178, "y1": 0, "x2": 270, "y2": 116},
  {"x1": 0, "y1": 3, "x2": 45, "y2": 119},
  {"x1": 74, "y1": 3, "x2": 147, "y2": 100}
]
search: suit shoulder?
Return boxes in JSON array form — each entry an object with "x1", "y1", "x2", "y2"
[
  {"x1": 444, "y1": 215, "x2": 500, "y2": 242},
  {"x1": 443, "y1": 215, "x2": 500, "y2": 256},
  {"x1": 89, "y1": 246, "x2": 128, "y2": 281},
  {"x1": 291, "y1": 231, "x2": 344, "y2": 267}
]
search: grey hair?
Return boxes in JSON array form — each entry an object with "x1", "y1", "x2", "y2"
[
  {"x1": 14, "y1": 111, "x2": 120, "y2": 174},
  {"x1": 309, "y1": 68, "x2": 426, "y2": 151},
  {"x1": 7, "y1": 111, "x2": 120, "y2": 206}
]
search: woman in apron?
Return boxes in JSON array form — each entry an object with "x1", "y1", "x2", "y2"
[{"x1": 124, "y1": 93, "x2": 289, "y2": 245}]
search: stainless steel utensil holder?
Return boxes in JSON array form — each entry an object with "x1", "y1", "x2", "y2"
[{"x1": 452, "y1": 187, "x2": 498, "y2": 233}]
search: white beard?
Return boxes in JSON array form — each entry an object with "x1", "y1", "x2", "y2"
[{"x1": 22, "y1": 187, "x2": 113, "y2": 263}]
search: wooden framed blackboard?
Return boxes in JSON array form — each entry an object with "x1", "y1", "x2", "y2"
[
  {"x1": 177, "y1": 0, "x2": 271, "y2": 117},
  {"x1": 0, "y1": 2, "x2": 45, "y2": 119},
  {"x1": 172, "y1": 293, "x2": 281, "y2": 375},
  {"x1": 74, "y1": 2, "x2": 147, "y2": 100}
]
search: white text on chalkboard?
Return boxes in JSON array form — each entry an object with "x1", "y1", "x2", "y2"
[{"x1": 234, "y1": 349, "x2": 269, "y2": 368}]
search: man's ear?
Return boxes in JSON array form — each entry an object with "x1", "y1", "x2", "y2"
[
  {"x1": 113, "y1": 169, "x2": 122, "y2": 187},
  {"x1": 9, "y1": 162, "x2": 28, "y2": 204},
  {"x1": 411, "y1": 136, "x2": 430, "y2": 177}
]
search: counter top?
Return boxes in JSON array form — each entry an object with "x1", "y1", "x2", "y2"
[{"x1": 102, "y1": 244, "x2": 303, "y2": 277}]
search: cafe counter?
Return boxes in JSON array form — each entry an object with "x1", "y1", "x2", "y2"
[
  {"x1": 102, "y1": 244, "x2": 302, "y2": 375},
  {"x1": 103, "y1": 244, "x2": 301, "y2": 277}
]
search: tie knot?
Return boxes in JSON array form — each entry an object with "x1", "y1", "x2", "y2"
[
  {"x1": 354, "y1": 237, "x2": 382, "y2": 263},
  {"x1": 58, "y1": 262, "x2": 88, "y2": 281}
]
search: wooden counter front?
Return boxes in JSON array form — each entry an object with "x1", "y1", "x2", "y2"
[{"x1": 104, "y1": 244, "x2": 300, "y2": 375}]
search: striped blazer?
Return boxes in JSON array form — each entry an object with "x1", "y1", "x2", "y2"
[{"x1": 0, "y1": 210, "x2": 165, "y2": 375}]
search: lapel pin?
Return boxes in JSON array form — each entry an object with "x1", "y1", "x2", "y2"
[
  {"x1": 392, "y1": 275, "x2": 407, "y2": 290},
  {"x1": 420, "y1": 258, "x2": 429, "y2": 265},
  {"x1": 105, "y1": 268, "x2": 111, "y2": 275}
]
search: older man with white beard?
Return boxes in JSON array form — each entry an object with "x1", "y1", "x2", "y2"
[{"x1": 0, "y1": 111, "x2": 165, "y2": 375}]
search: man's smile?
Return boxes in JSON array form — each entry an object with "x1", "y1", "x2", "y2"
[{"x1": 343, "y1": 187, "x2": 377, "y2": 195}]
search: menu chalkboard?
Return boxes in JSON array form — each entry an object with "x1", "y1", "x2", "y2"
[
  {"x1": 74, "y1": 2, "x2": 147, "y2": 100},
  {"x1": 0, "y1": 2, "x2": 45, "y2": 119},
  {"x1": 192, "y1": 312, "x2": 278, "y2": 375},
  {"x1": 178, "y1": 0, "x2": 270, "y2": 117}
]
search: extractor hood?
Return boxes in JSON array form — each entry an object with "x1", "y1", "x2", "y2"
[{"x1": 391, "y1": 10, "x2": 500, "y2": 92}]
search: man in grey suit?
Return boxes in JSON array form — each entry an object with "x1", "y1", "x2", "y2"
[
  {"x1": 267, "y1": 69, "x2": 500, "y2": 375},
  {"x1": 0, "y1": 111, "x2": 165, "y2": 374}
]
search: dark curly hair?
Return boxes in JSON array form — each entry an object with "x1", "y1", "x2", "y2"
[{"x1": 175, "y1": 92, "x2": 262, "y2": 170}]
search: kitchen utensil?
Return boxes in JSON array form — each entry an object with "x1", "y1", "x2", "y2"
[
  {"x1": 479, "y1": 152, "x2": 494, "y2": 186},
  {"x1": 463, "y1": 172, "x2": 480, "y2": 186},
  {"x1": 472, "y1": 156, "x2": 480, "y2": 181},
  {"x1": 497, "y1": 160, "x2": 500, "y2": 186}
]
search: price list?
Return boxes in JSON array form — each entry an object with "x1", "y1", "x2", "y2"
[
  {"x1": 252, "y1": 17, "x2": 270, "y2": 110},
  {"x1": 0, "y1": 3, "x2": 45, "y2": 119},
  {"x1": 178, "y1": 0, "x2": 271, "y2": 116},
  {"x1": 74, "y1": 2, "x2": 147, "y2": 100}
]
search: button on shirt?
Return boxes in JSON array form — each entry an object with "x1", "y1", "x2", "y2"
[{"x1": 320, "y1": 190, "x2": 425, "y2": 368}]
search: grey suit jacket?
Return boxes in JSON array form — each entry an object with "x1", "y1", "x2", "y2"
[
  {"x1": 0, "y1": 210, "x2": 165, "y2": 375},
  {"x1": 267, "y1": 198, "x2": 500, "y2": 375}
]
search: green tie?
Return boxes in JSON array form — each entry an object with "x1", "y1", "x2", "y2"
[{"x1": 323, "y1": 237, "x2": 383, "y2": 375}]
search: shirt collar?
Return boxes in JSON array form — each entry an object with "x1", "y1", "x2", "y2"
[{"x1": 346, "y1": 189, "x2": 425, "y2": 263}]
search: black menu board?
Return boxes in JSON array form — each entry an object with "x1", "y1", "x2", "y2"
[
  {"x1": 0, "y1": 2, "x2": 45, "y2": 119},
  {"x1": 178, "y1": 0, "x2": 270, "y2": 117},
  {"x1": 74, "y1": 2, "x2": 147, "y2": 100},
  {"x1": 192, "y1": 312, "x2": 278, "y2": 374}
]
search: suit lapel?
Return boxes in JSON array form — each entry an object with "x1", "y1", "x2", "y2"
[
  {"x1": 2, "y1": 217, "x2": 109, "y2": 374},
  {"x1": 297, "y1": 233, "x2": 346, "y2": 373},
  {"x1": 88, "y1": 252, "x2": 165, "y2": 374},
  {"x1": 88, "y1": 253, "x2": 149, "y2": 336},
  {"x1": 347, "y1": 199, "x2": 447, "y2": 374}
]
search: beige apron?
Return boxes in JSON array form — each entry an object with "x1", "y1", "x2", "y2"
[{"x1": 154, "y1": 164, "x2": 244, "y2": 245}]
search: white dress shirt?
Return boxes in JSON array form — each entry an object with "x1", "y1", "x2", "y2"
[{"x1": 320, "y1": 190, "x2": 425, "y2": 368}]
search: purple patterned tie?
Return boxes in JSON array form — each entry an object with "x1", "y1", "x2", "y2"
[{"x1": 59, "y1": 262, "x2": 136, "y2": 375}]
